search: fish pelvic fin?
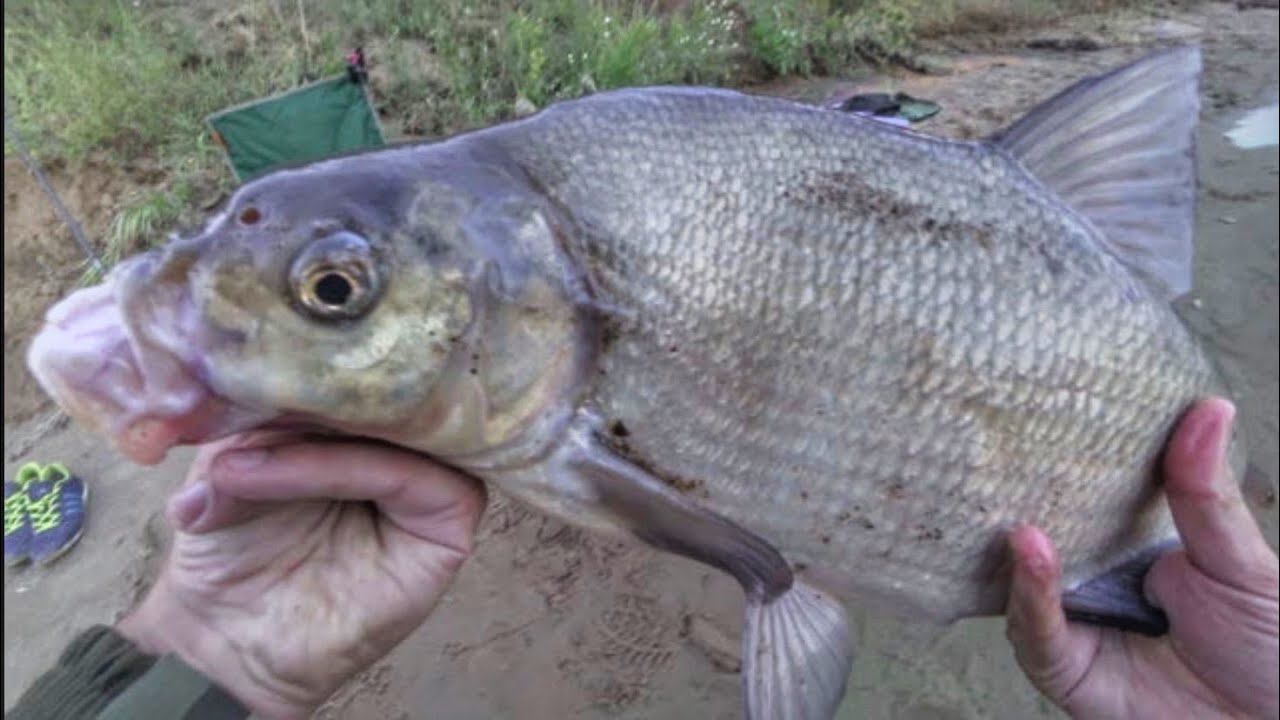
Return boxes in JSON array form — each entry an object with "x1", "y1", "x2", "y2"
[
  {"x1": 744, "y1": 579, "x2": 856, "y2": 720},
  {"x1": 550, "y1": 416, "x2": 855, "y2": 719},
  {"x1": 989, "y1": 46, "x2": 1202, "y2": 302},
  {"x1": 1062, "y1": 540, "x2": 1177, "y2": 636}
]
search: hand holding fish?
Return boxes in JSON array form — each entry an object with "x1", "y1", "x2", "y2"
[
  {"x1": 1007, "y1": 398, "x2": 1280, "y2": 720},
  {"x1": 115, "y1": 432, "x2": 486, "y2": 719}
]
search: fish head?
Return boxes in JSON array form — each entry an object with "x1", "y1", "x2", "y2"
[{"x1": 27, "y1": 147, "x2": 584, "y2": 466}]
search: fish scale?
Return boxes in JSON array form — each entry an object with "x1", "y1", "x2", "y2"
[{"x1": 495, "y1": 87, "x2": 1218, "y2": 620}]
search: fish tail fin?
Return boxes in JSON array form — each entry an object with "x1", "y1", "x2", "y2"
[
  {"x1": 743, "y1": 579, "x2": 855, "y2": 720},
  {"x1": 988, "y1": 45, "x2": 1202, "y2": 301},
  {"x1": 1062, "y1": 539, "x2": 1177, "y2": 636}
]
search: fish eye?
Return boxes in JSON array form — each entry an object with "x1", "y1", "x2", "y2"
[
  {"x1": 239, "y1": 207, "x2": 262, "y2": 225},
  {"x1": 301, "y1": 266, "x2": 361, "y2": 313},
  {"x1": 289, "y1": 232, "x2": 383, "y2": 321},
  {"x1": 314, "y1": 272, "x2": 354, "y2": 306}
]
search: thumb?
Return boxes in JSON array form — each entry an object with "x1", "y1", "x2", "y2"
[
  {"x1": 166, "y1": 479, "x2": 275, "y2": 534},
  {"x1": 1163, "y1": 397, "x2": 1276, "y2": 591},
  {"x1": 164, "y1": 431, "x2": 307, "y2": 533}
]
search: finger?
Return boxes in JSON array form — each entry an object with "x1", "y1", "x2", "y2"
[
  {"x1": 1005, "y1": 524, "x2": 1098, "y2": 703},
  {"x1": 1143, "y1": 549, "x2": 1212, "y2": 624},
  {"x1": 207, "y1": 440, "x2": 485, "y2": 551},
  {"x1": 179, "y1": 429, "x2": 316, "y2": 491},
  {"x1": 1163, "y1": 397, "x2": 1276, "y2": 590},
  {"x1": 169, "y1": 430, "x2": 324, "y2": 534}
]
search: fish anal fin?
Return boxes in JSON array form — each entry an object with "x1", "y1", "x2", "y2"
[{"x1": 1062, "y1": 541, "x2": 1176, "y2": 636}]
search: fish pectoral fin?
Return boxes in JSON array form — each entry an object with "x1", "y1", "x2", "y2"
[
  {"x1": 556, "y1": 425, "x2": 855, "y2": 719},
  {"x1": 1062, "y1": 540, "x2": 1176, "y2": 636},
  {"x1": 988, "y1": 45, "x2": 1201, "y2": 301}
]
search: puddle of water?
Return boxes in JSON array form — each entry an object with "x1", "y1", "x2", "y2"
[{"x1": 1225, "y1": 102, "x2": 1279, "y2": 149}]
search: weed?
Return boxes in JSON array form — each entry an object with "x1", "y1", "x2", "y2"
[
  {"x1": 5, "y1": 3, "x2": 183, "y2": 161},
  {"x1": 749, "y1": 3, "x2": 817, "y2": 76},
  {"x1": 107, "y1": 187, "x2": 185, "y2": 261},
  {"x1": 6, "y1": 0, "x2": 1147, "y2": 273}
]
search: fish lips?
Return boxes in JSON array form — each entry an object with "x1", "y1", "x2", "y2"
[{"x1": 26, "y1": 254, "x2": 275, "y2": 465}]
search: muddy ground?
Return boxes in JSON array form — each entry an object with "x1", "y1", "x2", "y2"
[{"x1": 4, "y1": 2, "x2": 1278, "y2": 718}]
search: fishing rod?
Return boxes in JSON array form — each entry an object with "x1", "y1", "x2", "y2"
[{"x1": 4, "y1": 100, "x2": 105, "y2": 276}]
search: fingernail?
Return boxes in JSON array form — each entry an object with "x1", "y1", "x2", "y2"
[
  {"x1": 1019, "y1": 527, "x2": 1054, "y2": 582},
  {"x1": 1213, "y1": 402, "x2": 1237, "y2": 461},
  {"x1": 1188, "y1": 402, "x2": 1236, "y2": 473},
  {"x1": 214, "y1": 448, "x2": 269, "y2": 473},
  {"x1": 1025, "y1": 547, "x2": 1050, "y2": 582},
  {"x1": 168, "y1": 482, "x2": 210, "y2": 531},
  {"x1": 1184, "y1": 403, "x2": 1226, "y2": 460}
]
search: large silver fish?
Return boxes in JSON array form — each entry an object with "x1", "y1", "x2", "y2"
[{"x1": 28, "y1": 46, "x2": 1242, "y2": 718}]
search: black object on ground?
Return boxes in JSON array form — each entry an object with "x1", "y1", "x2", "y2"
[{"x1": 835, "y1": 92, "x2": 941, "y2": 123}]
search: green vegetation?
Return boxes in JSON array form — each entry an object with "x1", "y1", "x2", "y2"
[
  {"x1": 746, "y1": 0, "x2": 914, "y2": 76},
  {"x1": 104, "y1": 183, "x2": 194, "y2": 262},
  {"x1": 3, "y1": 0, "x2": 1145, "y2": 269},
  {"x1": 2, "y1": 1, "x2": 927, "y2": 167}
]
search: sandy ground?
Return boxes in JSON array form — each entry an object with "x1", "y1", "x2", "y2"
[{"x1": 4, "y1": 3, "x2": 1277, "y2": 718}]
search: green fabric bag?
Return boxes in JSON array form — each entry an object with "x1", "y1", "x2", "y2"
[{"x1": 206, "y1": 74, "x2": 385, "y2": 182}]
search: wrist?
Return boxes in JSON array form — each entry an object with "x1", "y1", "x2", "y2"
[
  {"x1": 116, "y1": 579, "x2": 303, "y2": 719},
  {"x1": 115, "y1": 584, "x2": 190, "y2": 658},
  {"x1": 116, "y1": 579, "x2": 227, "y2": 672}
]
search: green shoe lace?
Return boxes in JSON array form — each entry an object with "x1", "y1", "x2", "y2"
[
  {"x1": 28, "y1": 464, "x2": 72, "y2": 534},
  {"x1": 5, "y1": 463, "x2": 41, "y2": 538}
]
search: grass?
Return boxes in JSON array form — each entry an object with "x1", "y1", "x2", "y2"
[
  {"x1": 75, "y1": 183, "x2": 196, "y2": 286},
  {"x1": 3, "y1": 0, "x2": 1146, "y2": 272},
  {"x1": 6, "y1": 0, "x2": 765, "y2": 266},
  {"x1": 105, "y1": 184, "x2": 193, "y2": 263},
  {"x1": 745, "y1": 0, "x2": 917, "y2": 75},
  {"x1": 4, "y1": 0, "x2": 742, "y2": 163},
  {"x1": 4, "y1": 0, "x2": 929, "y2": 165},
  {"x1": 329, "y1": 0, "x2": 746, "y2": 134}
]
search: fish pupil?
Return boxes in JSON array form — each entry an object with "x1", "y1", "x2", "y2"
[{"x1": 315, "y1": 273, "x2": 353, "y2": 306}]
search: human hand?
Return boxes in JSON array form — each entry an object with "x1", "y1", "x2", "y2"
[
  {"x1": 1006, "y1": 397, "x2": 1279, "y2": 719},
  {"x1": 116, "y1": 432, "x2": 486, "y2": 719}
]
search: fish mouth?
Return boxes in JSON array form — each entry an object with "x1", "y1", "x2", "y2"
[{"x1": 26, "y1": 253, "x2": 275, "y2": 465}]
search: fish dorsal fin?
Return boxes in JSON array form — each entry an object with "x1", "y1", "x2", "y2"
[{"x1": 989, "y1": 46, "x2": 1202, "y2": 300}]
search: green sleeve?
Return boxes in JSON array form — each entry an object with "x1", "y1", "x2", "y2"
[
  {"x1": 5, "y1": 626, "x2": 155, "y2": 720},
  {"x1": 95, "y1": 653, "x2": 249, "y2": 720},
  {"x1": 5, "y1": 625, "x2": 249, "y2": 720}
]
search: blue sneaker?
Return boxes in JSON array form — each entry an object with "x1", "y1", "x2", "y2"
[
  {"x1": 4, "y1": 463, "x2": 41, "y2": 566},
  {"x1": 26, "y1": 463, "x2": 88, "y2": 566}
]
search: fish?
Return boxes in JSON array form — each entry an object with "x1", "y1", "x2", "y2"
[{"x1": 27, "y1": 45, "x2": 1245, "y2": 719}]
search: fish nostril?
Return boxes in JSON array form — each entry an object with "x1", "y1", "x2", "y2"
[{"x1": 312, "y1": 221, "x2": 342, "y2": 238}]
